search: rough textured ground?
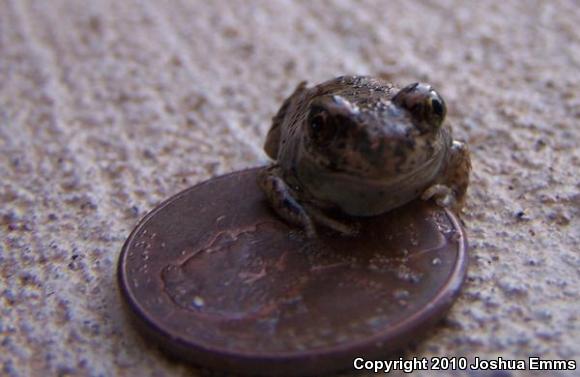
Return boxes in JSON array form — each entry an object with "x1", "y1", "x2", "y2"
[{"x1": 1, "y1": 0, "x2": 579, "y2": 376}]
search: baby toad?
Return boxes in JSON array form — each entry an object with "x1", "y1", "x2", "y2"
[{"x1": 259, "y1": 76, "x2": 470, "y2": 238}]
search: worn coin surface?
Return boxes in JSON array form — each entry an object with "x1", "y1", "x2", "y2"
[{"x1": 117, "y1": 168, "x2": 468, "y2": 376}]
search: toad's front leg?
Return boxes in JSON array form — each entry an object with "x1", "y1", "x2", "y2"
[
  {"x1": 257, "y1": 165, "x2": 317, "y2": 238},
  {"x1": 421, "y1": 140, "x2": 471, "y2": 211},
  {"x1": 258, "y1": 165, "x2": 359, "y2": 238}
]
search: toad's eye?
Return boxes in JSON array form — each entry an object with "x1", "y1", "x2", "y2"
[
  {"x1": 308, "y1": 108, "x2": 337, "y2": 145},
  {"x1": 393, "y1": 83, "x2": 447, "y2": 132},
  {"x1": 431, "y1": 97, "x2": 445, "y2": 118},
  {"x1": 307, "y1": 95, "x2": 357, "y2": 145}
]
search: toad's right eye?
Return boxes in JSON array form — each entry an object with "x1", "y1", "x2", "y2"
[
  {"x1": 308, "y1": 108, "x2": 337, "y2": 145},
  {"x1": 307, "y1": 95, "x2": 358, "y2": 145}
]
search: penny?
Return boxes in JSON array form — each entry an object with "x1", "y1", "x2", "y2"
[{"x1": 117, "y1": 168, "x2": 468, "y2": 376}]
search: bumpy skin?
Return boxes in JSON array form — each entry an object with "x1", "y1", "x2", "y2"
[{"x1": 258, "y1": 76, "x2": 471, "y2": 238}]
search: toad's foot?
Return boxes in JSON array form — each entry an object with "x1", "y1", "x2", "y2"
[
  {"x1": 421, "y1": 184, "x2": 456, "y2": 208},
  {"x1": 258, "y1": 165, "x2": 317, "y2": 238},
  {"x1": 304, "y1": 204, "x2": 360, "y2": 237},
  {"x1": 258, "y1": 165, "x2": 358, "y2": 238},
  {"x1": 422, "y1": 140, "x2": 471, "y2": 211}
]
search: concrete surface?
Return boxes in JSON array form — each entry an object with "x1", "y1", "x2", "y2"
[{"x1": 1, "y1": 0, "x2": 579, "y2": 376}]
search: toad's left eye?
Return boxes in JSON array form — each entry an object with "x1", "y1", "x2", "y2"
[
  {"x1": 431, "y1": 97, "x2": 445, "y2": 118},
  {"x1": 426, "y1": 91, "x2": 447, "y2": 130},
  {"x1": 393, "y1": 83, "x2": 447, "y2": 132}
]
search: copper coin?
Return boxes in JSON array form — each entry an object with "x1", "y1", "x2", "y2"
[{"x1": 117, "y1": 168, "x2": 468, "y2": 376}]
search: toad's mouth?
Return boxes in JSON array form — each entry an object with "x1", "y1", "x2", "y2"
[
  {"x1": 302, "y1": 141, "x2": 445, "y2": 175},
  {"x1": 298, "y1": 146, "x2": 448, "y2": 188}
]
